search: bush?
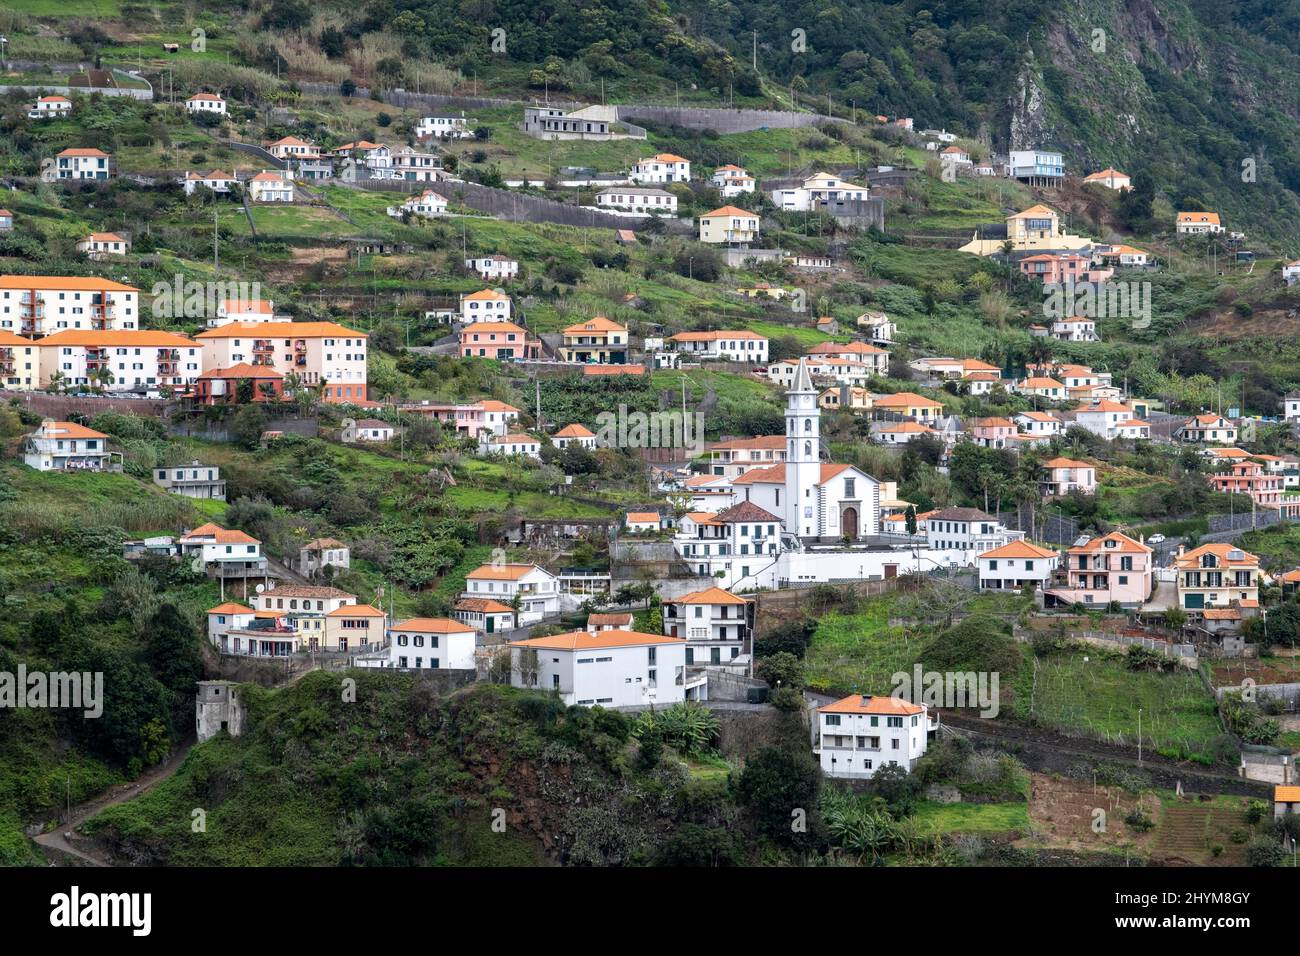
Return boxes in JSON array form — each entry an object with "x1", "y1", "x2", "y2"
[{"x1": 1246, "y1": 835, "x2": 1285, "y2": 867}]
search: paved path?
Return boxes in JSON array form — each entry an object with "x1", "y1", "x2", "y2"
[{"x1": 32, "y1": 737, "x2": 195, "y2": 866}]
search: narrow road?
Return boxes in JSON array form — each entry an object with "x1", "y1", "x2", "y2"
[{"x1": 32, "y1": 736, "x2": 196, "y2": 866}]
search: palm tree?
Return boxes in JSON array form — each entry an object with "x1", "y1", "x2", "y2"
[
  {"x1": 91, "y1": 366, "x2": 115, "y2": 395},
  {"x1": 48, "y1": 371, "x2": 67, "y2": 395}
]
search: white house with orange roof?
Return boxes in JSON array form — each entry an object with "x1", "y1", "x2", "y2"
[
  {"x1": 1083, "y1": 168, "x2": 1131, "y2": 191},
  {"x1": 703, "y1": 435, "x2": 788, "y2": 478},
  {"x1": 1046, "y1": 532, "x2": 1153, "y2": 608},
  {"x1": 594, "y1": 186, "x2": 678, "y2": 216},
  {"x1": 629, "y1": 153, "x2": 691, "y2": 184},
  {"x1": 454, "y1": 598, "x2": 516, "y2": 635},
  {"x1": 662, "y1": 585, "x2": 753, "y2": 665},
  {"x1": 196, "y1": 320, "x2": 368, "y2": 403},
  {"x1": 560, "y1": 316, "x2": 628, "y2": 363},
  {"x1": 467, "y1": 294, "x2": 528, "y2": 338},
  {"x1": 1114, "y1": 417, "x2": 1150, "y2": 439},
  {"x1": 185, "y1": 92, "x2": 226, "y2": 115},
  {"x1": 28, "y1": 95, "x2": 72, "y2": 120},
  {"x1": 183, "y1": 169, "x2": 238, "y2": 195},
  {"x1": 0, "y1": 329, "x2": 37, "y2": 389},
  {"x1": 711, "y1": 164, "x2": 756, "y2": 197},
  {"x1": 387, "y1": 189, "x2": 448, "y2": 219},
  {"x1": 815, "y1": 694, "x2": 933, "y2": 779},
  {"x1": 22, "y1": 420, "x2": 118, "y2": 471},
  {"x1": 1041, "y1": 457, "x2": 1097, "y2": 497},
  {"x1": 856, "y1": 310, "x2": 896, "y2": 344},
  {"x1": 1015, "y1": 376, "x2": 1066, "y2": 400},
  {"x1": 1050, "y1": 316, "x2": 1098, "y2": 342},
  {"x1": 1072, "y1": 399, "x2": 1141, "y2": 439},
  {"x1": 1284, "y1": 260, "x2": 1300, "y2": 287},
  {"x1": 769, "y1": 171, "x2": 869, "y2": 211},
  {"x1": 1176, "y1": 211, "x2": 1223, "y2": 235},
  {"x1": 871, "y1": 420, "x2": 936, "y2": 445},
  {"x1": 509, "y1": 628, "x2": 689, "y2": 707},
  {"x1": 266, "y1": 136, "x2": 321, "y2": 161},
  {"x1": 247, "y1": 171, "x2": 293, "y2": 202},
  {"x1": 1177, "y1": 414, "x2": 1237, "y2": 444},
  {"x1": 178, "y1": 522, "x2": 266, "y2": 577},
  {"x1": 624, "y1": 511, "x2": 662, "y2": 533},
  {"x1": 36, "y1": 329, "x2": 200, "y2": 393},
  {"x1": 552, "y1": 423, "x2": 597, "y2": 450},
  {"x1": 387, "y1": 618, "x2": 476, "y2": 670},
  {"x1": 210, "y1": 298, "x2": 275, "y2": 328},
  {"x1": 206, "y1": 602, "x2": 256, "y2": 647},
  {"x1": 806, "y1": 340, "x2": 889, "y2": 374},
  {"x1": 76, "y1": 232, "x2": 130, "y2": 260},
  {"x1": 1015, "y1": 411, "x2": 1063, "y2": 442},
  {"x1": 464, "y1": 563, "x2": 559, "y2": 623},
  {"x1": 48, "y1": 147, "x2": 113, "y2": 181},
  {"x1": 0, "y1": 275, "x2": 140, "y2": 335},
  {"x1": 977, "y1": 540, "x2": 1059, "y2": 591},
  {"x1": 666, "y1": 329, "x2": 768, "y2": 363},
  {"x1": 681, "y1": 474, "x2": 737, "y2": 512},
  {"x1": 478, "y1": 432, "x2": 541, "y2": 459},
  {"x1": 698, "y1": 205, "x2": 760, "y2": 245}
]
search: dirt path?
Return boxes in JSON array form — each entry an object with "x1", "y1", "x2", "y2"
[{"x1": 32, "y1": 737, "x2": 196, "y2": 866}]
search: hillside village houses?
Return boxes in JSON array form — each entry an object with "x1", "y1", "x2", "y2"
[
  {"x1": 454, "y1": 597, "x2": 516, "y2": 635},
  {"x1": 1044, "y1": 532, "x2": 1155, "y2": 608},
  {"x1": 666, "y1": 329, "x2": 768, "y2": 363},
  {"x1": 1007, "y1": 149, "x2": 1064, "y2": 185},
  {"x1": 415, "y1": 114, "x2": 472, "y2": 139},
  {"x1": 1041, "y1": 457, "x2": 1098, "y2": 497},
  {"x1": 712, "y1": 164, "x2": 757, "y2": 197},
  {"x1": 179, "y1": 522, "x2": 267, "y2": 582},
  {"x1": 463, "y1": 563, "x2": 559, "y2": 624},
  {"x1": 402, "y1": 398, "x2": 519, "y2": 437},
  {"x1": 769, "y1": 171, "x2": 869, "y2": 211},
  {"x1": 195, "y1": 320, "x2": 369, "y2": 403},
  {"x1": 153, "y1": 461, "x2": 226, "y2": 500},
  {"x1": 508, "y1": 628, "x2": 691, "y2": 707},
  {"x1": 629, "y1": 153, "x2": 691, "y2": 184},
  {"x1": 321, "y1": 604, "x2": 387, "y2": 652},
  {"x1": 76, "y1": 232, "x2": 130, "y2": 260},
  {"x1": 815, "y1": 694, "x2": 934, "y2": 779},
  {"x1": 46, "y1": 147, "x2": 113, "y2": 181},
  {"x1": 807, "y1": 340, "x2": 890, "y2": 374},
  {"x1": 595, "y1": 186, "x2": 678, "y2": 216},
  {"x1": 0, "y1": 210, "x2": 10, "y2": 232},
  {"x1": 624, "y1": 512, "x2": 662, "y2": 534},
  {"x1": 387, "y1": 189, "x2": 448, "y2": 219},
  {"x1": 856, "y1": 311, "x2": 896, "y2": 344},
  {"x1": 465, "y1": 254, "x2": 519, "y2": 281},
  {"x1": 28, "y1": 95, "x2": 72, "y2": 120},
  {"x1": 560, "y1": 317, "x2": 629, "y2": 364},
  {"x1": 347, "y1": 419, "x2": 396, "y2": 443},
  {"x1": 249, "y1": 583, "x2": 356, "y2": 649},
  {"x1": 1176, "y1": 211, "x2": 1224, "y2": 235},
  {"x1": 460, "y1": 288, "x2": 512, "y2": 323},
  {"x1": 22, "y1": 420, "x2": 119, "y2": 471},
  {"x1": 923, "y1": 507, "x2": 1024, "y2": 556},
  {"x1": 698, "y1": 206, "x2": 760, "y2": 245},
  {"x1": 185, "y1": 92, "x2": 226, "y2": 115},
  {"x1": 183, "y1": 169, "x2": 238, "y2": 195},
  {"x1": 247, "y1": 171, "x2": 294, "y2": 202},
  {"x1": 267, "y1": 136, "x2": 321, "y2": 161},
  {"x1": 194, "y1": 363, "x2": 284, "y2": 405}
]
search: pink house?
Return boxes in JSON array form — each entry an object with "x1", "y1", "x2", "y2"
[
  {"x1": 1046, "y1": 532, "x2": 1154, "y2": 608},
  {"x1": 402, "y1": 399, "x2": 519, "y2": 438},
  {"x1": 459, "y1": 321, "x2": 540, "y2": 360},
  {"x1": 1042, "y1": 457, "x2": 1096, "y2": 496},
  {"x1": 1207, "y1": 460, "x2": 1283, "y2": 508},
  {"x1": 1019, "y1": 253, "x2": 1113, "y2": 285},
  {"x1": 971, "y1": 417, "x2": 1018, "y2": 448}
]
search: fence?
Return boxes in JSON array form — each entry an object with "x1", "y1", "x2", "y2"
[
  {"x1": 1064, "y1": 629, "x2": 1197, "y2": 662},
  {"x1": 615, "y1": 104, "x2": 845, "y2": 134},
  {"x1": 2, "y1": 82, "x2": 153, "y2": 101},
  {"x1": 0, "y1": 389, "x2": 172, "y2": 418}
]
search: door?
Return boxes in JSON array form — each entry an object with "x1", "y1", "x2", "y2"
[
  {"x1": 486, "y1": 616, "x2": 495, "y2": 633},
  {"x1": 884, "y1": 564, "x2": 898, "y2": 579},
  {"x1": 842, "y1": 506, "x2": 859, "y2": 539}
]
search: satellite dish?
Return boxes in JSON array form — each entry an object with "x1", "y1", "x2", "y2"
[{"x1": 256, "y1": 583, "x2": 266, "y2": 593}]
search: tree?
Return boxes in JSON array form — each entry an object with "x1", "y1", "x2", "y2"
[
  {"x1": 736, "y1": 747, "x2": 823, "y2": 846},
  {"x1": 756, "y1": 650, "x2": 803, "y2": 688},
  {"x1": 904, "y1": 504, "x2": 918, "y2": 537},
  {"x1": 231, "y1": 402, "x2": 268, "y2": 449}
]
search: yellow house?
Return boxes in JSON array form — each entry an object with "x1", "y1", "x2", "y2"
[
  {"x1": 321, "y1": 603, "x2": 386, "y2": 652},
  {"x1": 560, "y1": 316, "x2": 628, "y2": 364},
  {"x1": 699, "y1": 205, "x2": 759, "y2": 244},
  {"x1": 1174, "y1": 543, "x2": 1260, "y2": 615},
  {"x1": 960, "y1": 203, "x2": 1094, "y2": 256},
  {"x1": 873, "y1": 391, "x2": 944, "y2": 420}
]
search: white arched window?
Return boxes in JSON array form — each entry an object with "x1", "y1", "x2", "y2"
[
  {"x1": 804, "y1": 418, "x2": 812, "y2": 433},
  {"x1": 804, "y1": 441, "x2": 812, "y2": 457}
]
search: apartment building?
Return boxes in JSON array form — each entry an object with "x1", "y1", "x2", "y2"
[
  {"x1": 0, "y1": 329, "x2": 38, "y2": 389},
  {"x1": 0, "y1": 276, "x2": 139, "y2": 336},
  {"x1": 38, "y1": 329, "x2": 200, "y2": 393},
  {"x1": 196, "y1": 321, "x2": 368, "y2": 403}
]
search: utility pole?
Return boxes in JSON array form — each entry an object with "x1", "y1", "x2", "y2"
[
  {"x1": 213, "y1": 210, "x2": 219, "y2": 275},
  {"x1": 752, "y1": 31, "x2": 757, "y2": 71}
]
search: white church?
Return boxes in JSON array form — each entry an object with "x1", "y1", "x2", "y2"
[{"x1": 673, "y1": 358, "x2": 1017, "y2": 589}]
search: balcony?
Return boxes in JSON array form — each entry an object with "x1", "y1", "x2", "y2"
[{"x1": 253, "y1": 341, "x2": 274, "y2": 353}]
